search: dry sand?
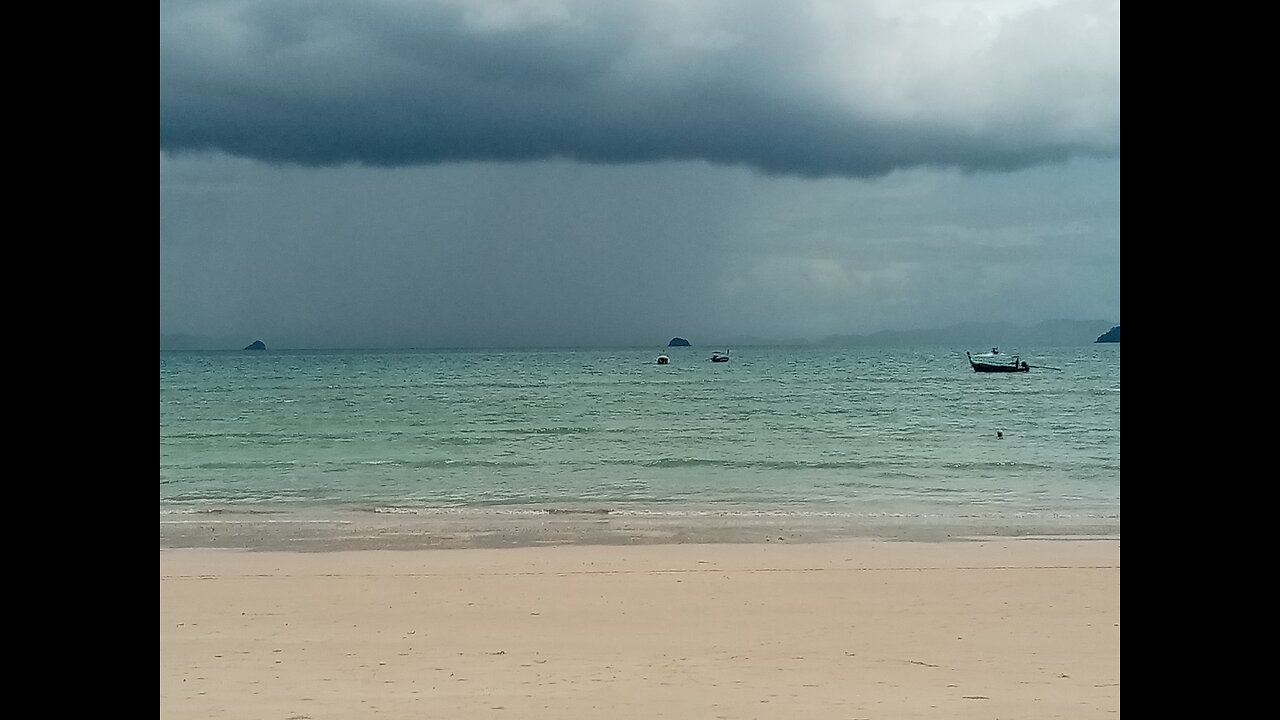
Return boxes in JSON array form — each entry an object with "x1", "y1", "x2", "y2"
[{"x1": 160, "y1": 538, "x2": 1119, "y2": 719}]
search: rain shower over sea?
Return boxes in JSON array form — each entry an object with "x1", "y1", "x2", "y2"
[{"x1": 160, "y1": 345, "x2": 1119, "y2": 547}]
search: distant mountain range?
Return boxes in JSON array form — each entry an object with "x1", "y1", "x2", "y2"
[
  {"x1": 160, "y1": 332, "x2": 226, "y2": 350},
  {"x1": 816, "y1": 320, "x2": 1120, "y2": 347},
  {"x1": 162, "y1": 319, "x2": 1119, "y2": 351}
]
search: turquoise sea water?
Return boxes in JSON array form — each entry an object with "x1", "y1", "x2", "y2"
[{"x1": 159, "y1": 345, "x2": 1119, "y2": 544}]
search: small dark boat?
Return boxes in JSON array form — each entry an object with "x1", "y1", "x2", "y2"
[
  {"x1": 967, "y1": 351, "x2": 1029, "y2": 373},
  {"x1": 711, "y1": 351, "x2": 729, "y2": 363}
]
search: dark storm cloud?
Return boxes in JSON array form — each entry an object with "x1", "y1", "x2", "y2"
[
  {"x1": 159, "y1": 153, "x2": 1119, "y2": 349},
  {"x1": 159, "y1": 0, "x2": 1120, "y2": 177}
]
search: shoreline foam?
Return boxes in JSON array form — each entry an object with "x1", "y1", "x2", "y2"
[{"x1": 161, "y1": 506, "x2": 1119, "y2": 551}]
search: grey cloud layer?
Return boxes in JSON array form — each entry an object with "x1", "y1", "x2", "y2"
[{"x1": 159, "y1": 0, "x2": 1120, "y2": 176}]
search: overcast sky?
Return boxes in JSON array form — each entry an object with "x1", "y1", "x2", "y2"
[{"x1": 160, "y1": 0, "x2": 1120, "y2": 349}]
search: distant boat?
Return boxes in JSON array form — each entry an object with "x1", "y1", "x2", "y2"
[
  {"x1": 656, "y1": 354, "x2": 670, "y2": 365},
  {"x1": 966, "y1": 351, "x2": 1029, "y2": 373},
  {"x1": 711, "y1": 351, "x2": 729, "y2": 363}
]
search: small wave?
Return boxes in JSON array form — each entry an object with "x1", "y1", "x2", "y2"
[
  {"x1": 405, "y1": 458, "x2": 538, "y2": 469},
  {"x1": 637, "y1": 457, "x2": 889, "y2": 471},
  {"x1": 158, "y1": 505, "x2": 299, "y2": 517},
  {"x1": 190, "y1": 460, "x2": 298, "y2": 470},
  {"x1": 940, "y1": 461, "x2": 1054, "y2": 471},
  {"x1": 494, "y1": 426, "x2": 598, "y2": 436}
]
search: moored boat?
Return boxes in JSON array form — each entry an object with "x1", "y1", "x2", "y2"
[{"x1": 967, "y1": 351, "x2": 1029, "y2": 373}]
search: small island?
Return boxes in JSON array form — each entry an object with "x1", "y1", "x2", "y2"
[
  {"x1": 668, "y1": 337, "x2": 691, "y2": 347},
  {"x1": 244, "y1": 340, "x2": 267, "y2": 351},
  {"x1": 1094, "y1": 326, "x2": 1120, "y2": 343}
]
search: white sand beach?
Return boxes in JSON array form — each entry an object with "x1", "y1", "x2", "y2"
[{"x1": 160, "y1": 538, "x2": 1120, "y2": 719}]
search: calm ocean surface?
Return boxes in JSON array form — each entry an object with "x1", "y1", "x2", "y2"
[{"x1": 159, "y1": 345, "x2": 1119, "y2": 545}]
